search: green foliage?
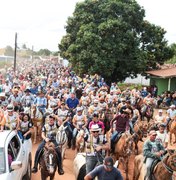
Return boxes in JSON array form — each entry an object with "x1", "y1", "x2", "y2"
[
  {"x1": 37, "y1": 49, "x2": 51, "y2": 56},
  {"x1": 59, "y1": 0, "x2": 173, "y2": 83},
  {"x1": 166, "y1": 43, "x2": 176, "y2": 64}
]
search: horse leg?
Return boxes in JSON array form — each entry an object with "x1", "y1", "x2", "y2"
[
  {"x1": 38, "y1": 125, "x2": 42, "y2": 141},
  {"x1": 170, "y1": 132, "x2": 172, "y2": 145},
  {"x1": 135, "y1": 141, "x2": 138, "y2": 155},
  {"x1": 33, "y1": 126, "x2": 37, "y2": 144},
  {"x1": 174, "y1": 133, "x2": 176, "y2": 144},
  {"x1": 125, "y1": 158, "x2": 129, "y2": 180}
]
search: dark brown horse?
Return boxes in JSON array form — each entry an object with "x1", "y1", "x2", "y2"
[{"x1": 39, "y1": 142, "x2": 57, "y2": 180}]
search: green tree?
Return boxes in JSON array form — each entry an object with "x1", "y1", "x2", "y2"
[
  {"x1": 59, "y1": 0, "x2": 173, "y2": 82},
  {"x1": 4, "y1": 46, "x2": 14, "y2": 56},
  {"x1": 167, "y1": 43, "x2": 176, "y2": 64},
  {"x1": 37, "y1": 49, "x2": 51, "y2": 56}
]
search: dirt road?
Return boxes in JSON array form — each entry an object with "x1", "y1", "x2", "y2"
[
  {"x1": 31, "y1": 143, "x2": 75, "y2": 180},
  {"x1": 31, "y1": 109, "x2": 176, "y2": 180}
]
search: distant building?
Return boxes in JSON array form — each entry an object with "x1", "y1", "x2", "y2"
[{"x1": 124, "y1": 74, "x2": 150, "y2": 86}]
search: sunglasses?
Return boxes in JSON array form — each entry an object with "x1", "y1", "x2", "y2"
[{"x1": 92, "y1": 131, "x2": 99, "y2": 133}]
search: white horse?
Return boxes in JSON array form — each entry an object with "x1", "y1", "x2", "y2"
[{"x1": 56, "y1": 125, "x2": 68, "y2": 160}]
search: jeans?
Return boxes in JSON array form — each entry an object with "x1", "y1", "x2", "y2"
[
  {"x1": 145, "y1": 158, "x2": 155, "y2": 180},
  {"x1": 33, "y1": 140, "x2": 62, "y2": 169},
  {"x1": 86, "y1": 154, "x2": 103, "y2": 174}
]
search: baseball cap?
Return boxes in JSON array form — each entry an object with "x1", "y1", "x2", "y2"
[
  {"x1": 104, "y1": 156, "x2": 114, "y2": 169},
  {"x1": 158, "y1": 109, "x2": 163, "y2": 113}
]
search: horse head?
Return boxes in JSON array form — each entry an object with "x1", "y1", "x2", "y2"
[
  {"x1": 43, "y1": 142, "x2": 57, "y2": 175},
  {"x1": 122, "y1": 132, "x2": 135, "y2": 156},
  {"x1": 56, "y1": 125, "x2": 68, "y2": 146},
  {"x1": 166, "y1": 150, "x2": 176, "y2": 172}
]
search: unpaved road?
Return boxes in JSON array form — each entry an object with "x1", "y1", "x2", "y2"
[{"x1": 31, "y1": 109, "x2": 176, "y2": 180}]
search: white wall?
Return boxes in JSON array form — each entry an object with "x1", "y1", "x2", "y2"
[{"x1": 124, "y1": 74, "x2": 150, "y2": 86}]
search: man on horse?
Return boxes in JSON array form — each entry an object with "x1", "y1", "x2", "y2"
[
  {"x1": 32, "y1": 114, "x2": 64, "y2": 175},
  {"x1": 77, "y1": 124, "x2": 109, "y2": 174},
  {"x1": 143, "y1": 130, "x2": 166, "y2": 180},
  {"x1": 110, "y1": 108, "x2": 131, "y2": 153},
  {"x1": 33, "y1": 90, "x2": 47, "y2": 115}
]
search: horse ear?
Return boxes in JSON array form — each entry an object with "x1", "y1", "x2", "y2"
[{"x1": 168, "y1": 149, "x2": 175, "y2": 155}]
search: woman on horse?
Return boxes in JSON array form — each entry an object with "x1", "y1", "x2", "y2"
[{"x1": 32, "y1": 114, "x2": 64, "y2": 175}]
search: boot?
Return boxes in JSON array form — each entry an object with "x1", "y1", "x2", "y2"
[
  {"x1": 58, "y1": 166, "x2": 64, "y2": 175},
  {"x1": 32, "y1": 166, "x2": 38, "y2": 173},
  {"x1": 32, "y1": 149, "x2": 43, "y2": 173}
]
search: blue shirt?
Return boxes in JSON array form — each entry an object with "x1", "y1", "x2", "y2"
[
  {"x1": 88, "y1": 165, "x2": 123, "y2": 180},
  {"x1": 66, "y1": 98, "x2": 79, "y2": 109}
]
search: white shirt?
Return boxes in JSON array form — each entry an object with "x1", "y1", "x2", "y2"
[
  {"x1": 156, "y1": 131, "x2": 169, "y2": 146},
  {"x1": 167, "y1": 109, "x2": 176, "y2": 119}
]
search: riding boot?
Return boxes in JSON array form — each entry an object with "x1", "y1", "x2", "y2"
[
  {"x1": 32, "y1": 149, "x2": 43, "y2": 173},
  {"x1": 57, "y1": 151, "x2": 64, "y2": 175}
]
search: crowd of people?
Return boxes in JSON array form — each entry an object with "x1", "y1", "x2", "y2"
[{"x1": 0, "y1": 58, "x2": 175, "y2": 180}]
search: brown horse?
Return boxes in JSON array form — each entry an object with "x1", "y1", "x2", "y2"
[
  {"x1": 31, "y1": 105, "x2": 43, "y2": 144},
  {"x1": 133, "y1": 120, "x2": 149, "y2": 154},
  {"x1": 113, "y1": 132, "x2": 135, "y2": 180},
  {"x1": 39, "y1": 142, "x2": 57, "y2": 180},
  {"x1": 133, "y1": 150, "x2": 176, "y2": 180},
  {"x1": 169, "y1": 119, "x2": 176, "y2": 145}
]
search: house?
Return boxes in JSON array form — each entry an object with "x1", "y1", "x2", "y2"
[{"x1": 146, "y1": 67, "x2": 176, "y2": 95}]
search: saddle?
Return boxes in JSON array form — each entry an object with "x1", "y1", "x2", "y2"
[
  {"x1": 114, "y1": 132, "x2": 123, "y2": 143},
  {"x1": 150, "y1": 158, "x2": 160, "y2": 174}
]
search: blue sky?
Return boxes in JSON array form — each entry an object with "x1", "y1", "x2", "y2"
[{"x1": 0, "y1": 0, "x2": 175, "y2": 51}]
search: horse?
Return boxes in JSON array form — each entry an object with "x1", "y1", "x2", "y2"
[
  {"x1": 113, "y1": 132, "x2": 135, "y2": 180},
  {"x1": 73, "y1": 152, "x2": 86, "y2": 180},
  {"x1": 76, "y1": 129, "x2": 86, "y2": 153},
  {"x1": 133, "y1": 120, "x2": 149, "y2": 154},
  {"x1": 140, "y1": 104, "x2": 154, "y2": 122},
  {"x1": 39, "y1": 142, "x2": 57, "y2": 180},
  {"x1": 31, "y1": 105, "x2": 43, "y2": 144},
  {"x1": 133, "y1": 150, "x2": 176, "y2": 180},
  {"x1": 56, "y1": 125, "x2": 68, "y2": 160},
  {"x1": 168, "y1": 119, "x2": 176, "y2": 145}
]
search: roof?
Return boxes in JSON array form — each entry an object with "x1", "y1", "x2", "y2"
[{"x1": 146, "y1": 67, "x2": 176, "y2": 78}]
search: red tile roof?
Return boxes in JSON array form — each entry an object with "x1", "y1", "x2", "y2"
[{"x1": 146, "y1": 67, "x2": 176, "y2": 78}]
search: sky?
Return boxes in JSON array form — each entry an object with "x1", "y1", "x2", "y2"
[{"x1": 0, "y1": 0, "x2": 175, "y2": 52}]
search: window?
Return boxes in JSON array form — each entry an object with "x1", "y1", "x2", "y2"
[
  {"x1": 10, "y1": 135, "x2": 21, "y2": 159},
  {"x1": 0, "y1": 147, "x2": 5, "y2": 174}
]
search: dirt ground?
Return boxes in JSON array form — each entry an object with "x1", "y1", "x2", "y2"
[{"x1": 31, "y1": 109, "x2": 176, "y2": 180}]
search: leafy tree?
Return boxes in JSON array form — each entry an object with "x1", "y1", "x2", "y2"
[
  {"x1": 166, "y1": 43, "x2": 176, "y2": 64},
  {"x1": 4, "y1": 46, "x2": 14, "y2": 56},
  {"x1": 59, "y1": 0, "x2": 173, "y2": 82},
  {"x1": 37, "y1": 49, "x2": 51, "y2": 56}
]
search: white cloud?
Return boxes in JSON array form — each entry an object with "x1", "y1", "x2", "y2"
[{"x1": 0, "y1": 0, "x2": 175, "y2": 51}]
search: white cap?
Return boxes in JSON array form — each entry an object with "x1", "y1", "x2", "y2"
[
  {"x1": 170, "y1": 105, "x2": 175, "y2": 108},
  {"x1": 158, "y1": 109, "x2": 163, "y2": 113}
]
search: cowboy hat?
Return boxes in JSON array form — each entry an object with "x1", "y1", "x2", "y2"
[{"x1": 90, "y1": 124, "x2": 101, "y2": 132}]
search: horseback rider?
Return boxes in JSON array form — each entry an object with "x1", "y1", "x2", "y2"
[
  {"x1": 143, "y1": 130, "x2": 166, "y2": 180},
  {"x1": 21, "y1": 88, "x2": 35, "y2": 107},
  {"x1": 32, "y1": 114, "x2": 64, "y2": 175},
  {"x1": 33, "y1": 90, "x2": 47, "y2": 115},
  {"x1": 77, "y1": 124, "x2": 109, "y2": 174},
  {"x1": 110, "y1": 108, "x2": 131, "y2": 152},
  {"x1": 72, "y1": 106, "x2": 88, "y2": 150}
]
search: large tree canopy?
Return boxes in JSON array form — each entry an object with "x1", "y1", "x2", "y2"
[{"x1": 59, "y1": 0, "x2": 173, "y2": 82}]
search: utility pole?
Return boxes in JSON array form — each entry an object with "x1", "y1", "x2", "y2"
[
  {"x1": 14, "y1": 32, "x2": 17, "y2": 72},
  {"x1": 31, "y1": 45, "x2": 34, "y2": 61}
]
